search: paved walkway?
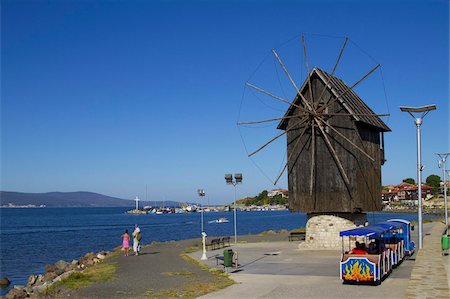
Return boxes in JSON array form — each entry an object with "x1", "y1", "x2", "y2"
[
  {"x1": 190, "y1": 223, "x2": 449, "y2": 299},
  {"x1": 404, "y1": 222, "x2": 450, "y2": 299}
]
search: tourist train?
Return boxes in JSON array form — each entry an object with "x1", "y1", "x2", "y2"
[{"x1": 339, "y1": 219, "x2": 415, "y2": 285}]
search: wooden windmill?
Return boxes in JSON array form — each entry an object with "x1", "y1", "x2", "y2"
[{"x1": 239, "y1": 35, "x2": 391, "y2": 214}]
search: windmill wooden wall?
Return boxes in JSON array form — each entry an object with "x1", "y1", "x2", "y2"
[{"x1": 280, "y1": 69, "x2": 390, "y2": 213}]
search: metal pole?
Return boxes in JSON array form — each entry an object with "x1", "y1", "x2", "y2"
[
  {"x1": 234, "y1": 184, "x2": 237, "y2": 248},
  {"x1": 415, "y1": 118, "x2": 423, "y2": 249},
  {"x1": 201, "y1": 196, "x2": 204, "y2": 233},
  {"x1": 443, "y1": 160, "x2": 448, "y2": 228}
]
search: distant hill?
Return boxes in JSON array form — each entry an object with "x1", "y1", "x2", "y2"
[{"x1": 0, "y1": 191, "x2": 182, "y2": 208}]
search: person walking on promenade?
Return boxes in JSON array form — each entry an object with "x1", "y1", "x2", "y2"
[
  {"x1": 121, "y1": 229, "x2": 130, "y2": 256},
  {"x1": 132, "y1": 224, "x2": 141, "y2": 256}
]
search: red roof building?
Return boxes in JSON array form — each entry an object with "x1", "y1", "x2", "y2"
[{"x1": 382, "y1": 182, "x2": 433, "y2": 202}]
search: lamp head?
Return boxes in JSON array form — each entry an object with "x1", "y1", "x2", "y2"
[
  {"x1": 234, "y1": 173, "x2": 243, "y2": 184},
  {"x1": 225, "y1": 174, "x2": 233, "y2": 184},
  {"x1": 399, "y1": 105, "x2": 437, "y2": 113}
]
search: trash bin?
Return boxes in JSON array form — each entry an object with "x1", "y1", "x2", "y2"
[
  {"x1": 442, "y1": 235, "x2": 450, "y2": 251},
  {"x1": 223, "y1": 249, "x2": 234, "y2": 267}
]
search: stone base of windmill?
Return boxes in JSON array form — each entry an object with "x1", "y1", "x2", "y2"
[{"x1": 298, "y1": 213, "x2": 367, "y2": 250}]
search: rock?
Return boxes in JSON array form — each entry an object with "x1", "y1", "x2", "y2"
[
  {"x1": 96, "y1": 253, "x2": 106, "y2": 260},
  {"x1": 0, "y1": 276, "x2": 11, "y2": 287},
  {"x1": 37, "y1": 275, "x2": 43, "y2": 283},
  {"x1": 32, "y1": 282, "x2": 49, "y2": 294},
  {"x1": 5, "y1": 287, "x2": 28, "y2": 299},
  {"x1": 71, "y1": 259, "x2": 79, "y2": 265},
  {"x1": 43, "y1": 272, "x2": 58, "y2": 282},
  {"x1": 55, "y1": 260, "x2": 68, "y2": 270},
  {"x1": 24, "y1": 286, "x2": 33, "y2": 295},
  {"x1": 13, "y1": 285, "x2": 24, "y2": 290},
  {"x1": 45, "y1": 264, "x2": 58, "y2": 274},
  {"x1": 85, "y1": 259, "x2": 95, "y2": 266},
  {"x1": 93, "y1": 258, "x2": 100, "y2": 264},
  {"x1": 79, "y1": 253, "x2": 96, "y2": 267},
  {"x1": 26, "y1": 275, "x2": 38, "y2": 287},
  {"x1": 64, "y1": 263, "x2": 78, "y2": 272},
  {"x1": 53, "y1": 270, "x2": 74, "y2": 283}
]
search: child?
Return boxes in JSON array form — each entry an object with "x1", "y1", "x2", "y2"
[{"x1": 121, "y1": 229, "x2": 130, "y2": 256}]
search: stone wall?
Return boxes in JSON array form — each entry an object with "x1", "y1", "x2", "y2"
[{"x1": 300, "y1": 213, "x2": 367, "y2": 249}]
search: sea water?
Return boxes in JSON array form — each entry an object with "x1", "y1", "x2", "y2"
[{"x1": 0, "y1": 207, "x2": 436, "y2": 295}]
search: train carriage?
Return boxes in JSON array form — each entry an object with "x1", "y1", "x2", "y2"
[
  {"x1": 373, "y1": 221, "x2": 405, "y2": 266},
  {"x1": 387, "y1": 219, "x2": 415, "y2": 256},
  {"x1": 339, "y1": 226, "x2": 393, "y2": 285}
]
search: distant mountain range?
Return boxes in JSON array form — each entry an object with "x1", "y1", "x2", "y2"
[{"x1": 0, "y1": 191, "x2": 182, "y2": 208}]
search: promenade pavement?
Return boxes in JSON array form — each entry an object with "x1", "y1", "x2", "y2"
[
  {"x1": 191, "y1": 222, "x2": 449, "y2": 299},
  {"x1": 404, "y1": 222, "x2": 450, "y2": 298}
]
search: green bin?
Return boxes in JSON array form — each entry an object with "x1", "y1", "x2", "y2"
[
  {"x1": 223, "y1": 249, "x2": 234, "y2": 267},
  {"x1": 442, "y1": 235, "x2": 450, "y2": 251}
]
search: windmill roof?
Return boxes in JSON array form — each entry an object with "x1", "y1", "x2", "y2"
[{"x1": 277, "y1": 67, "x2": 391, "y2": 132}]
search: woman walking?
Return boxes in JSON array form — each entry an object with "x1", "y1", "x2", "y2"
[
  {"x1": 132, "y1": 224, "x2": 141, "y2": 256},
  {"x1": 121, "y1": 229, "x2": 130, "y2": 256}
]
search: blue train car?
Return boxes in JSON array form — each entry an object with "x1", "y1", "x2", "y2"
[
  {"x1": 339, "y1": 226, "x2": 393, "y2": 285},
  {"x1": 373, "y1": 221, "x2": 405, "y2": 266},
  {"x1": 387, "y1": 219, "x2": 415, "y2": 256}
]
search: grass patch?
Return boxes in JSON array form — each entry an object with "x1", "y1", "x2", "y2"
[
  {"x1": 290, "y1": 227, "x2": 306, "y2": 233},
  {"x1": 181, "y1": 254, "x2": 209, "y2": 271},
  {"x1": 146, "y1": 254, "x2": 234, "y2": 298},
  {"x1": 183, "y1": 245, "x2": 201, "y2": 254},
  {"x1": 46, "y1": 262, "x2": 117, "y2": 294},
  {"x1": 258, "y1": 229, "x2": 289, "y2": 236},
  {"x1": 146, "y1": 279, "x2": 234, "y2": 299},
  {"x1": 424, "y1": 218, "x2": 444, "y2": 223},
  {"x1": 161, "y1": 271, "x2": 194, "y2": 277}
]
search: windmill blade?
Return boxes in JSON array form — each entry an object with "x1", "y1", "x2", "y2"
[
  {"x1": 245, "y1": 82, "x2": 305, "y2": 111},
  {"x1": 314, "y1": 119, "x2": 351, "y2": 186},
  {"x1": 274, "y1": 124, "x2": 309, "y2": 185},
  {"x1": 316, "y1": 37, "x2": 348, "y2": 105},
  {"x1": 322, "y1": 113, "x2": 390, "y2": 117},
  {"x1": 317, "y1": 64, "x2": 380, "y2": 114},
  {"x1": 248, "y1": 116, "x2": 308, "y2": 157},
  {"x1": 302, "y1": 33, "x2": 315, "y2": 109},
  {"x1": 309, "y1": 123, "x2": 315, "y2": 196},
  {"x1": 238, "y1": 114, "x2": 308, "y2": 125},
  {"x1": 316, "y1": 116, "x2": 375, "y2": 162},
  {"x1": 271, "y1": 49, "x2": 315, "y2": 112}
]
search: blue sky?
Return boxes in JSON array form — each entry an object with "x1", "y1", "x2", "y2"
[{"x1": 1, "y1": 0, "x2": 448, "y2": 204}]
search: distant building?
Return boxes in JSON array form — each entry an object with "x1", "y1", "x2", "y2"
[
  {"x1": 382, "y1": 182, "x2": 433, "y2": 203},
  {"x1": 268, "y1": 189, "x2": 288, "y2": 198},
  {"x1": 438, "y1": 181, "x2": 449, "y2": 194}
]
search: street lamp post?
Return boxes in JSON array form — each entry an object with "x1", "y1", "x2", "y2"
[
  {"x1": 225, "y1": 173, "x2": 243, "y2": 248},
  {"x1": 400, "y1": 104, "x2": 436, "y2": 249},
  {"x1": 437, "y1": 153, "x2": 449, "y2": 228},
  {"x1": 197, "y1": 189, "x2": 207, "y2": 260}
]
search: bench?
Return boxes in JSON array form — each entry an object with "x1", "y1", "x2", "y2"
[
  {"x1": 206, "y1": 237, "x2": 231, "y2": 250},
  {"x1": 289, "y1": 232, "x2": 306, "y2": 241},
  {"x1": 220, "y1": 236, "x2": 231, "y2": 248},
  {"x1": 206, "y1": 238, "x2": 221, "y2": 250}
]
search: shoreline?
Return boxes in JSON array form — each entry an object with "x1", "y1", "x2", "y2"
[
  {"x1": 2, "y1": 230, "x2": 291, "y2": 298},
  {"x1": 1, "y1": 210, "x2": 443, "y2": 297}
]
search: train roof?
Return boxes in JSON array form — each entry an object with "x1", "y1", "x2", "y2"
[
  {"x1": 372, "y1": 221, "x2": 404, "y2": 231},
  {"x1": 339, "y1": 225, "x2": 388, "y2": 238}
]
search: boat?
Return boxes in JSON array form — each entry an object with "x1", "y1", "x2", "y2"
[{"x1": 208, "y1": 217, "x2": 229, "y2": 224}]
